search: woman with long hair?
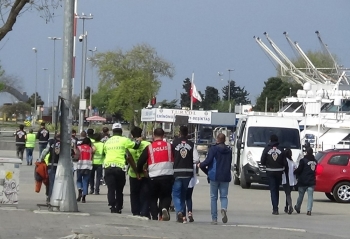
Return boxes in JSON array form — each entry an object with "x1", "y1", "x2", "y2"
[{"x1": 282, "y1": 148, "x2": 297, "y2": 214}]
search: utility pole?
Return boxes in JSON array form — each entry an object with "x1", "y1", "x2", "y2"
[
  {"x1": 50, "y1": 0, "x2": 78, "y2": 212},
  {"x1": 32, "y1": 48, "x2": 38, "y2": 126},
  {"x1": 88, "y1": 47, "x2": 97, "y2": 117},
  {"x1": 228, "y1": 69, "x2": 234, "y2": 113}
]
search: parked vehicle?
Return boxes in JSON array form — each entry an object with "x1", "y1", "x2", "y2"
[
  {"x1": 232, "y1": 116, "x2": 303, "y2": 189},
  {"x1": 315, "y1": 149, "x2": 350, "y2": 203}
]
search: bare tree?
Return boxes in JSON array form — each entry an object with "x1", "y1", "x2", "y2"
[{"x1": 0, "y1": 0, "x2": 61, "y2": 41}]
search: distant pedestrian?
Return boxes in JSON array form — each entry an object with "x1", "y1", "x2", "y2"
[
  {"x1": 89, "y1": 133, "x2": 105, "y2": 195},
  {"x1": 282, "y1": 148, "x2": 297, "y2": 214},
  {"x1": 199, "y1": 133, "x2": 232, "y2": 225},
  {"x1": 15, "y1": 124, "x2": 26, "y2": 161},
  {"x1": 101, "y1": 127, "x2": 110, "y2": 143},
  {"x1": 25, "y1": 129, "x2": 36, "y2": 165},
  {"x1": 260, "y1": 134, "x2": 286, "y2": 215},
  {"x1": 36, "y1": 122, "x2": 49, "y2": 155},
  {"x1": 294, "y1": 147, "x2": 317, "y2": 216}
]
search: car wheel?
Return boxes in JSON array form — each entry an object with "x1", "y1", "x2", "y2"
[
  {"x1": 332, "y1": 182, "x2": 350, "y2": 203},
  {"x1": 233, "y1": 174, "x2": 240, "y2": 185},
  {"x1": 240, "y1": 172, "x2": 251, "y2": 189},
  {"x1": 325, "y1": 192, "x2": 336, "y2": 202}
]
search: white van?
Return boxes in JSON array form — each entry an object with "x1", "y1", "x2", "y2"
[{"x1": 232, "y1": 116, "x2": 303, "y2": 189}]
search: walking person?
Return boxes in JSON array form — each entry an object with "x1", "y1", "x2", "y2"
[
  {"x1": 184, "y1": 164, "x2": 199, "y2": 223},
  {"x1": 137, "y1": 128, "x2": 174, "y2": 221},
  {"x1": 89, "y1": 133, "x2": 104, "y2": 195},
  {"x1": 282, "y1": 148, "x2": 297, "y2": 214},
  {"x1": 25, "y1": 129, "x2": 36, "y2": 166},
  {"x1": 36, "y1": 122, "x2": 49, "y2": 155},
  {"x1": 103, "y1": 123, "x2": 142, "y2": 213},
  {"x1": 126, "y1": 127, "x2": 151, "y2": 217},
  {"x1": 260, "y1": 134, "x2": 286, "y2": 215},
  {"x1": 15, "y1": 124, "x2": 26, "y2": 161},
  {"x1": 294, "y1": 147, "x2": 317, "y2": 216},
  {"x1": 172, "y1": 126, "x2": 200, "y2": 223},
  {"x1": 100, "y1": 127, "x2": 110, "y2": 186},
  {"x1": 74, "y1": 137, "x2": 93, "y2": 203},
  {"x1": 199, "y1": 133, "x2": 232, "y2": 225}
]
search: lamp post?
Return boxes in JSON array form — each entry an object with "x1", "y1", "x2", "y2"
[
  {"x1": 88, "y1": 47, "x2": 97, "y2": 116},
  {"x1": 42, "y1": 68, "x2": 49, "y2": 116},
  {"x1": 228, "y1": 69, "x2": 234, "y2": 113},
  {"x1": 303, "y1": 82, "x2": 311, "y2": 145},
  {"x1": 32, "y1": 47, "x2": 38, "y2": 125},
  {"x1": 48, "y1": 37, "x2": 62, "y2": 124},
  {"x1": 76, "y1": 13, "x2": 93, "y2": 133}
]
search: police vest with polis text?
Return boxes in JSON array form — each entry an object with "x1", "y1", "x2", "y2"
[{"x1": 147, "y1": 140, "x2": 174, "y2": 178}]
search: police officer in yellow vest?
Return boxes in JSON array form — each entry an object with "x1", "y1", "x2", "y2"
[
  {"x1": 126, "y1": 127, "x2": 151, "y2": 217},
  {"x1": 89, "y1": 133, "x2": 105, "y2": 195},
  {"x1": 25, "y1": 129, "x2": 36, "y2": 166},
  {"x1": 104, "y1": 123, "x2": 142, "y2": 213}
]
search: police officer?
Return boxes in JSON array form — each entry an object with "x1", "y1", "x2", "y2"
[
  {"x1": 15, "y1": 124, "x2": 26, "y2": 161},
  {"x1": 137, "y1": 128, "x2": 174, "y2": 221},
  {"x1": 36, "y1": 122, "x2": 50, "y2": 155},
  {"x1": 89, "y1": 133, "x2": 104, "y2": 195},
  {"x1": 103, "y1": 123, "x2": 142, "y2": 213},
  {"x1": 260, "y1": 134, "x2": 286, "y2": 215},
  {"x1": 25, "y1": 129, "x2": 36, "y2": 166}
]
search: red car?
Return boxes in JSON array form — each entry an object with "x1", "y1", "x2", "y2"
[{"x1": 315, "y1": 149, "x2": 350, "y2": 203}]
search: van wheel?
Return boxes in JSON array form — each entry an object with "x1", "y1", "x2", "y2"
[
  {"x1": 240, "y1": 172, "x2": 251, "y2": 189},
  {"x1": 332, "y1": 182, "x2": 350, "y2": 203},
  {"x1": 233, "y1": 174, "x2": 240, "y2": 185},
  {"x1": 325, "y1": 193, "x2": 335, "y2": 202}
]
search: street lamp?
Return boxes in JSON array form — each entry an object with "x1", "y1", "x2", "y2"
[
  {"x1": 228, "y1": 69, "x2": 234, "y2": 113},
  {"x1": 48, "y1": 37, "x2": 62, "y2": 124},
  {"x1": 32, "y1": 47, "x2": 38, "y2": 125},
  {"x1": 88, "y1": 47, "x2": 97, "y2": 117},
  {"x1": 42, "y1": 68, "x2": 49, "y2": 118},
  {"x1": 76, "y1": 12, "x2": 93, "y2": 133}
]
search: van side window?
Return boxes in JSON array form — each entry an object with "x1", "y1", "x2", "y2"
[{"x1": 328, "y1": 155, "x2": 350, "y2": 166}]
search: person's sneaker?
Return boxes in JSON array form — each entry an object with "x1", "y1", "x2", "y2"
[
  {"x1": 188, "y1": 212, "x2": 194, "y2": 222},
  {"x1": 89, "y1": 190, "x2": 94, "y2": 195},
  {"x1": 161, "y1": 208, "x2": 170, "y2": 221},
  {"x1": 95, "y1": 192, "x2": 100, "y2": 195},
  {"x1": 110, "y1": 207, "x2": 117, "y2": 213},
  {"x1": 169, "y1": 205, "x2": 175, "y2": 212},
  {"x1": 177, "y1": 212, "x2": 183, "y2": 223},
  {"x1": 288, "y1": 207, "x2": 294, "y2": 215},
  {"x1": 284, "y1": 206, "x2": 288, "y2": 213},
  {"x1": 294, "y1": 205, "x2": 300, "y2": 214},
  {"x1": 221, "y1": 209, "x2": 228, "y2": 223},
  {"x1": 272, "y1": 211, "x2": 279, "y2": 215},
  {"x1": 182, "y1": 217, "x2": 187, "y2": 224},
  {"x1": 211, "y1": 220, "x2": 217, "y2": 225},
  {"x1": 307, "y1": 211, "x2": 311, "y2": 216}
]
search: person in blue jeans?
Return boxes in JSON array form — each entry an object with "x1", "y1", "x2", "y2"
[
  {"x1": 199, "y1": 133, "x2": 232, "y2": 225},
  {"x1": 294, "y1": 147, "x2": 317, "y2": 216}
]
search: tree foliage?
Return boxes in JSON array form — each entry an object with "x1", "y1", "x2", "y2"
[
  {"x1": 160, "y1": 99, "x2": 178, "y2": 108},
  {"x1": 255, "y1": 77, "x2": 302, "y2": 112},
  {"x1": 202, "y1": 86, "x2": 219, "y2": 110},
  {"x1": 0, "y1": 102, "x2": 31, "y2": 117},
  {"x1": 211, "y1": 100, "x2": 233, "y2": 113},
  {"x1": 222, "y1": 81, "x2": 251, "y2": 104},
  {"x1": 180, "y1": 78, "x2": 204, "y2": 109},
  {"x1": 0, "y1": 0, "x2": 61, "y2": 41},
  {"x1": 94, "y1": 44, "x2": 174, "y2": 123},
  {"x1": 71, "y1": 94, "x2": 80, "y2": 119},
  {"x1": 27, "y1": 92, "x2": 44, "y2": 107}
]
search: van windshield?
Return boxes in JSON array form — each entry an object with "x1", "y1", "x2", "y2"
[{"x1": 247, "y1": 127, "x2": 301, "y2": 149}]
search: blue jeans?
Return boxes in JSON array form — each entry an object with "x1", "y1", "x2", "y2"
[
  {"x1": 48, "y1": 167, "x2": 57, "y2": 198},
  {"x1": 77, "y1": 170, "x2": 91, "y2": 196},
  {"x1": 210, "y1": 181, "x2": 229, "y2": 221},
  {"x1": 172, "y1": 177, "x2": 191, "y2": 215},
  {"x1": 185, "y1": 187, "x2": 194, "y2": 214},
  {"x1": 267, "y1": 171, "x2": 282, "y2": 211},
  {"x1": 296, "y1": 186, "x2": 314, "y2": 212},
  {"x1": 26, "y1": 148, "x2": 34, "y2": 164},
  {"x1": 39, "y1": 143, "x2": 47, "y2": 157}
]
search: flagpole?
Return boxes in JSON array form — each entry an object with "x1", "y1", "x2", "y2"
[{"x1": 190, "y1": 72, "x2": 194, "y2": 110}]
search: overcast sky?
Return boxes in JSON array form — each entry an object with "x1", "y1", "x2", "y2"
[{"x1": 1, "y1": 0, "x2": 350, "y2": 106}]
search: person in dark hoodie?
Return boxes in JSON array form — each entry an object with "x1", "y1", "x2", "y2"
[
  {"x1": 260, "y1": 134, "x2": 286, "y2": 215},
  {"x1": 294, "y1": 147, "x2": 317, "y2": 216},
  {"x1": 199, "y1": 133, "x2": 232, "y2": 225}
]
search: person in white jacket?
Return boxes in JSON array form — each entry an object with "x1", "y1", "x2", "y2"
[
  {"x1": 282, "y1": 148, "x2": 297, "y2": 214},
  {"x1": 183, "y1": 164, "x2": 199, "y2": 223}
]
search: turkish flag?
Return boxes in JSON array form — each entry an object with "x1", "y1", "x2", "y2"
[{"x1": 190, "y1": 83, "x2": 202, "y2": 103}]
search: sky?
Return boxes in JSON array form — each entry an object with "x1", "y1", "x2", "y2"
[{"x1": 1, "y1": 0, "x2": 350, "y2": 107}]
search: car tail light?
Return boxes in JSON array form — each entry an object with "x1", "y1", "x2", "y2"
[{"x1": 315, "y1": 164, "x2": 324, "y2": 176}]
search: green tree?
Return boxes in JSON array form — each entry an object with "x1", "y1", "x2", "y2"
[
  {"x1": 84, "y1": 86, "x2": 91, "y2": 102},
  {"x1": 27, "y1": 92, "x2": 45, "y2": 107},
  {"x1": 255, "y1": 77, "x2": 302, "y2": 112},
  {"x1": 160, "y1": 99, "x2": 178, "y2": 108},
  {"x1": 202, "y1": 86, "x2": 219, "y2": 110},
  {"x1": 222, "y1": 81, "x2": 251, "y2": 104},
  {"x1": 212, "y1": 100, "x2": 232, "y2": 113},
  {"x1": 180, "y1": 78, "x2": 204, "y2": 109},
  {"x1": 0, "y1": 102, "x2": 31, "y2": 118},
  {"x1": 0, "y1": 1, "x2": 60, "y2": 41},
  {"x1": 71, "y1": 94, "x2": 80, "y2": 120},
  {"x1": 94, "y1": 44, "x2": 174, "y2": 125}
]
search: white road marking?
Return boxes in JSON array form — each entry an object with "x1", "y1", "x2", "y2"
[
  {"x1": 33, "y1": 210, "x2": 90, "y2": 216},
  {"x1": 222, "y1": 224, "x2": 307, "y2": 232}
]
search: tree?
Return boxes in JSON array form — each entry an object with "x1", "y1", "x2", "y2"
[
  {"x1": 0, "y1": 1, "x2": 60, "y2": 41},
  {"x1": 71, "y1": 94, "x2": 80, "y2": 120},
  {"x1": 0, "y1": 102, "x2": 31, "y2": 118},
  {"x1": 222, "y1": 81, "x2": 251, "y2": 105},
  {"x1": 160, "y1": 99, "x2": 178, "y2": 109},
  {"x1": 202, "y1": 86, "x2": 219, "y2": 110},
  {"x1": 212, "y1": 100, "x2": 232, "y2": 113},
  {"x1": 84, "y1": 86, "x2": 91, "y2": 102},
  {"x1": 27, "y1": 92, "x2": 45, "y2": 107},
  {"x1": 180, "y1": 78, "x2": 204, "y2": 109},
  {"x1": 94, "y1": 44, "x2": 174, "y2": 125},
  {"x1": 255, "y1": 77, "x2": 302, "y2": 112}
]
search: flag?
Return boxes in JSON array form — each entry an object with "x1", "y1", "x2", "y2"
[{"x1": 190, "y1": 83, "x2": 202, "y2": 103}]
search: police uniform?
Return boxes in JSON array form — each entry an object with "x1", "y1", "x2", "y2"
[
  {"x1": 89, "y1": 140, "x2": 105, "y2": 195},
  {"x1": 103, "y1": 123, "x2": 141, "y2": 213},
  {"x1": 25, "y1": 132, "x2": 36, "y2": 165},
  {"x1": 137, "y1": 139, "x2": 174, "y2": 220},
  {"x1": 15, "y1": 128, "x2": 26, "y2": 160}
]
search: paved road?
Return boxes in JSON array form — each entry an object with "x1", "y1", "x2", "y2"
[{"x1": 0, "y1": 150, "x2": 349, "y2": 239}]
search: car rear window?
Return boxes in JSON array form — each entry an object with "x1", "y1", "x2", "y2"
[
  {"x1": 315, "y1": 152, "x2": 326, "y2": 162},
  {"x1": 328, "y1": 155, "x2": 350, "y2": 166}
]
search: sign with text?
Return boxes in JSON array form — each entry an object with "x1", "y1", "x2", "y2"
[
  {"x1": 156, "y1": 109, "x2": 212, "y2": 124},
  {"x1": 141, "y1": 108, "x2": 156, "y2": 121}
]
